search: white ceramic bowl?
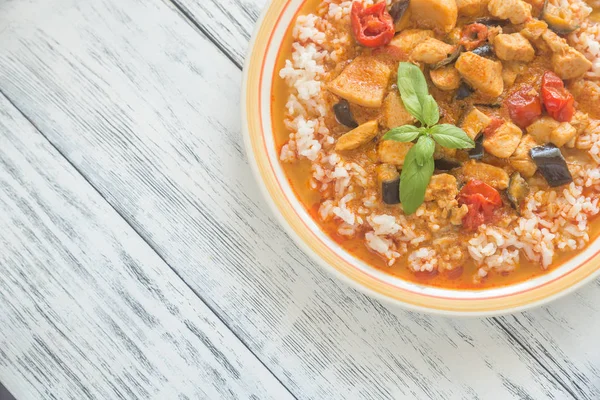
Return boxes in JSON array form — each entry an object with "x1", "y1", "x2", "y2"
[{"x1": 241, "y1": 0, "x2": 600, "y2": 315}]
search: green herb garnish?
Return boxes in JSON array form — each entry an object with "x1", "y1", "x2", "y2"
[{"x1": 383, "y1": 62, "x2": 475, "y2": 214}]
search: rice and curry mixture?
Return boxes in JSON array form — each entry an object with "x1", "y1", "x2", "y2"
[{"x1": 274, "y1": 0, "x2": 600, "y2": 287}]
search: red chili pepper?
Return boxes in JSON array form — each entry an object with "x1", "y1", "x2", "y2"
[
  {"x1": 483, "y1": 117, "x2": 504, "y2": 137},
  {"x1": 505, "y1": 85, "x2": 543, "y2": 128},
  {"x1": 351, "y1": 2, "x2": 395, "y2": 48},
  {"x1": 458, "y1": 180, "x2": 502, "y2": 231},
  {"x1": 460, "y1": 23, "x2": 488, "y2": 51},
  {"x1": 541, "y1": 71, "x2": 575, "y2": 122}
]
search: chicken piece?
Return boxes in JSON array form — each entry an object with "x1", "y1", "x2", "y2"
[
  {"x1": 520, "y1": 19, "x2": 548, "y2": 41},
  {"x1": 524, "y1": 117, "x2": 576, "y2": 147},
  {"x1": 552, "y1": 47, "x2": 593, "y2": 80},
  {"x1": 446, "y1": 27, "x2": 463, "y2": 45},
  {"x1": 502, "y1": 69, "x2": 518, "y2": 87},
  {"x1": 430, "y1": 66, "x2": 461, "y2": 91},
  {"x1": 487, "y1": 26, "x2": 503, "y2": 43},
  {"x1": 460, "y1": 107, "x2": 491, "y2": 140},
  {"x1": 409, "y1": 0, "x2": 458, "y2": 33},
  {"x1": 328, "y1": 56, "x2": 392, "y2": 108},
  {"x1": 565, "y1": 136, "x2": 577, "y2": 148},
  {"x1": 411, "y1": 38, "x2": 456, "y2": 64},
  {"x1": 526, "y1": 116, "x2": 560, "y2": 143},
  {"x1": 433, "y1": 143, "x2": 458, "y2": 160},
  {"x1": 541, "y1": 30, "x2": 568, "y2": 53},
  {"x1": 455, "y1": 52, "x2": 504, "y2": 97},
  {"x1": 425, "y1": 174, "x2": 458, "y2": 202},
  {"x1": 509, "y1": 135, "x2": 538, "y2": 177},
  {"x1": 502, "y1": 62, "x2": 525, "y2": 86},
  {"x1": 450, "y1": 204, "x2": 469, "y2": 225},
  {"x1": 335, "y1": 120, "x2": 379, "y2": 151},
  {"x1": 460, "y1": 160, "x2": 510, "y2": 189},
  {"x1": 455, "y1": 0, "x2": 489, "y2": 16},
  {"x1": 378, "y1": 140, "x2": 414, "y2": 166},
  {"x1": 388, "y1": 29, "x2": 435, "y2": 55},
  {"x1": 488, "y1": 0, "x2": 532, "y2": 24},
  {"x1": 483, "y1": 122, "x2": 523, "y2": 158},
  {"x1": 382, "y1": 91, "x2": 417, "y2": 129},
  {"x1": 571, "y1": 111, "x2": 590, "y2": 136},
  {"x1": 494, "y1": 33, "x2": 535, "y2": 62},
  {"x1": 551, "y1": 122, "x2": 577, "y2": 147}
]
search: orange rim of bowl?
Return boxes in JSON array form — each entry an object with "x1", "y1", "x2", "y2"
[{"x1": 242, "y1": 0, "x2": 600, "y2": 314}]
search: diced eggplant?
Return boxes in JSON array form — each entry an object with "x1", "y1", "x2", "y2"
[
  {"x1": 475, "y1": 17, "x2": 508, "y2": 27},
  {"x1": 382, "y1": 179, "x2": 401, "y2": 205},
  {"x1": 545, "y1": 16, "x2": 579, "y2": 35},
  {"x1": 529, "y1": 144, "x2": 573, "y2": 187},
  {"x1": 455, "y1": 82, "x2": 473, "y2": 100},
  {"x1": 333, "y1": 100, "x2": 359, "y2": 128},
  {"x1": 390, "y1": 0, "x2": 410, "y2": 23},
  {"x1": 540, "y1": 0, "x2": 579, "y2": 35},
  {"x1": 471, "y1": 44, "x2": 494, "y2": 58},
  {"x1": 507, "y1": 172, "x2": 529, "y2": 211},
  {"x1": 378, "y1": 164, "x2": 401, "y2": 205},
  {"x1": 469, "y1": 134, "x2": 484, "y2": 160},
  {"x1": 434, "y1": 158, "x2": 462, "y2": 170},
  {"x1": 430, "y1": 45, "x2": 463, "y2": 70}
]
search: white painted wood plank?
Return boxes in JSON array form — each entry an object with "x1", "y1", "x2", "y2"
[
  {"x1": 175, "y1": 0, "x2": 600, "y2": 397},
  {"x1": 496, "y1": 281, "x2": 600, "y2": 399},
  {"x1": 0, "y1": 0, "x2": 580, "y2": 398},
  {"x1": 0, "y1": 94, "x2": 292, "y2": 400},
  {"x1": 171, "y1": 0, "x2": 263, "y2": 67}
]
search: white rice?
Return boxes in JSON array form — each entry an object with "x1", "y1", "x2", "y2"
[
  {"x1": 408, "y1": 247, "x2": 438, "y2": 272},
  {"x1": 570, "y1": 22, "x2": 600, "y2": 79}
]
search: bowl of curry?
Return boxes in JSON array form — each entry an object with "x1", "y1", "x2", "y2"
[{"x1": 243, "y1": 0, "x2": 600, "y2": 315}]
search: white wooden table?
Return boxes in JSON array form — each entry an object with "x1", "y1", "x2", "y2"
[{"x1": 0, "y1": 0, "x2": 599, "y2": 399}]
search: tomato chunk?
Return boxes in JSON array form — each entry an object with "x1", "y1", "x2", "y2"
[
  {"x1": 458, "y1": 180, "x2": 502, "y2": 231},
  {"x1": 460, "y1": 23, "x2": 488, "y2": 51},
  {"x1": 351, "y1": 2, "x2": 395, "y2": 48},
  {"x1": 506, "y1": 85, "x2": 543, "y2": 128},
  {"x1": 541, "y1": 71, "x2": 575, "y2": 122}
]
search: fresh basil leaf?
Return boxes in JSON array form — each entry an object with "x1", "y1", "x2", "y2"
[
  {"x1": 383, "y1": 125, "x2": 421, "y2": 142},
  {"x1": 397, "y1": 63, "x2": 428, "y2": 123},
  {"x1": 414, "y1": 135, "x2": 435, "y2": 167},
  {"x1": 398, "y1": 77, "x2": 424, "y2": 122},
  {"x1": 400, "y1": 136, "x2": 435, "y2": 215},
  {"x1": 430, "y1": 124, "x2": 475, "y2": 149},
  {"x1": 422, "y1": 95, "x2": 440, "y2": 127},
  {"x1": 398, "y1": 62, "x2": 428, "y2": 103}
]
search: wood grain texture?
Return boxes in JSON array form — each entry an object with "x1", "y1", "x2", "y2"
[
  {"x1": 496, "y1": 282, "x2": 600, "y2": 399},
  {"x1": 0, "y1": 94, "x2": 292, "y2": 400},
  {"x1": 0, "y1": 0, "x2": 590, "y2": 398},
  {"x1": 170, "y1": 0, "x2": 264, "y2": 67},
  {"x1": 174, "y1": 0, "x2": 600, "y2": 397}
]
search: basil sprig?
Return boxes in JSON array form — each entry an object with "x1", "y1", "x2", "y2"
[{"x1": 383, "y1": 62, "x2": 475, "y2": 215}]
